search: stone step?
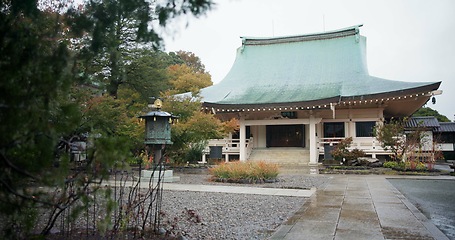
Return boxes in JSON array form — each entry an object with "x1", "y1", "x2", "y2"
[{"x1": 141, "y1": 169, "x2": 180, "y2": 183}]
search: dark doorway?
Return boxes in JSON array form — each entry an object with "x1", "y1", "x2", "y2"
[{"x1": 266, "y1": 125, "x2": 305, "y2": 147}]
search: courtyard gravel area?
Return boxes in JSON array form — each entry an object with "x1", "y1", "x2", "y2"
[{"x1": 158, "y1": 172, "x2": 331, "y2": 239}]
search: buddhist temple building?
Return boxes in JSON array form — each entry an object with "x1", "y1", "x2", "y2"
[{"x1": 199, "y1": 25, "x2": 442, "y2": 166}]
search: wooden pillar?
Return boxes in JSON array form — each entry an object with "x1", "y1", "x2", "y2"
[
  {"x1": 348, "y1": 110, "x2": 355, "y2": 138},
  {"x1": 309, "y1": 116, "x2": 318, "y2": 165},
  {"x1": 239, "y1": 115, "x2": 246, "y2": 161}
]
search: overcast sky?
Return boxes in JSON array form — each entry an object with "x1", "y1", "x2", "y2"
[{"x1": 162, "y1": 0, "x2": 455, "y2": 120}]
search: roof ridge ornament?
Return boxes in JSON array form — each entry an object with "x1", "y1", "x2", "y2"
[
  {"x1": 240, "y1": 37, "x2": 246, "y2": 53},
  {"x1": 355, "y1": 26, "x2": 360, "y2": 43}
]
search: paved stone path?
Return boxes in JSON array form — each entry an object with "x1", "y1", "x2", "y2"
[{"x1": 270, "y1": 175, "x2": 450, "y2": 240}]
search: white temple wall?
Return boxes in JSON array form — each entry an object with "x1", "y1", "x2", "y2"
[
  {"x1": 244, "y1": 108, "x2": 384, "y2": 149},
  {"x1": 255, "y1": 125, "x2": 267, "y2": 148},
  {"x1": 218, "y1": 107, "x2": 388, "y2": 162}
]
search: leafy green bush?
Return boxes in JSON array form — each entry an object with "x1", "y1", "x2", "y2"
[
  {"x1": 383, "y1": 161, "x2": 428, "y2": 171},
  {"x1": 209, "y1": 161, "x2": 279, "y2": 182},
  {"x1": 184, "y1": 142, "x2": 206, "y2": 164},
  {"x1": 383, "y1": 161, "x2": 399, "y2": 169},
  {"x1": 407, "y1": 161, "x2": 427, "y2": 171}
]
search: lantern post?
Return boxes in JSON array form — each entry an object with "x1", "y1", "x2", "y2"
[{"x1": 139, "y1": 98, "x2": 178, "y2": 180}]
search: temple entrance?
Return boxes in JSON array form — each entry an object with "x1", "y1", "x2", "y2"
[{"x1": 266, "y1": 124, "x2": 305, "y2": 147}]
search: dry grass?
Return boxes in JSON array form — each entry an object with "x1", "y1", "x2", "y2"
[{"x1": 209, "y1": 161, "x2": 279, "y2": 182}]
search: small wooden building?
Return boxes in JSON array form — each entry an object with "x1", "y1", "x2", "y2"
[{"x1": 407, "y1": 116, "x2": 455, "y2": 160}]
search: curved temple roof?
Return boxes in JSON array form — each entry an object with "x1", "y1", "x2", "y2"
[{"x1": 200, "y1": 25, "x2": 440, "y2": 110}]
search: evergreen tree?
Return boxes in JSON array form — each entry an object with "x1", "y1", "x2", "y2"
[
  {"x1": 124, "y1": 49, "x2": 179, "y2": 101},
  {"x1": 77, "y1": 0, "x2": 212, "y2": 98},
  {"x1": 413, "y1": 107, "x2": 450, "y2": 122},
  {"x1": 0, "y1": 0, "x2": 213, "y2": 237}
]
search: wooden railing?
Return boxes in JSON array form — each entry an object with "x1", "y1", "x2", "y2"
[
  {"x1": 318, "y1": 137, "x2": 387, "y2": 157},
  {"x1": 202, "y1": 137, "x2": 253, "y2": 162},
  {"x1": 437, "y1": 143, "x2": 454, "y2": 152}
]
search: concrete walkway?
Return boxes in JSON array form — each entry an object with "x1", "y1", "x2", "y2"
[
  {"x1": 105, "y1": 180, "x2": 315, "y2": 197},
  {"x1": 270, "y1": 175, "x2": 450, "y2": 240},
  {"x1": 162, "y1": 183, "x2": 316, "y2": 197}
]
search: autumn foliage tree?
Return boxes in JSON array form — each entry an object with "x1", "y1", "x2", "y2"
[
  {"x1": 158, "y1": 50, "x2": 239, "y2": 164},
  {"x1": 166, "y1": 64, "x2": 212, "y2": 94},
  {"x1": 161, "y1": 92, "x2": 238, "y2": 164},
  {"x1": 161, "y1": 59, "x2": 237, "y2": 164},
  {"x1": 176, "y1": 50, "x2": 208, "y2": 73}
]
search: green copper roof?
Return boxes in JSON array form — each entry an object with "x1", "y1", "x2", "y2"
[{"x1": 200, "y1": 25, "x2": 440, "y2": 107}]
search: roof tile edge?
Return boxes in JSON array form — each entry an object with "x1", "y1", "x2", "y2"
[{"x1": 241, "y1": 24, "x2": 363, "y2": 46}]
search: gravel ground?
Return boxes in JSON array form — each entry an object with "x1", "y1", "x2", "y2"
[
  {"x1": 25, "y1": 171, "x2": 330, "y2": 240},
  {"x1": 158, "y1": 172, "x2": 331, "y2": 239}
]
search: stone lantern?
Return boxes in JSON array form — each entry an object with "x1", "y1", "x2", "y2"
[
  {"x1": 139, "y1": 99, "x2": 179, "y2": 182},
  {"x1": 140, "y1": 100, "x2": 176, "y2": 146}
]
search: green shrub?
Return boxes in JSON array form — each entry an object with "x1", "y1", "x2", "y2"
[
  {"x1": 407, "y1": 161, "x2": 427, "y2": 171},
  {"x1": 383, "y1": 161, "x2": 399, "y2": 169},
  {"x1": 383, "y1": 161, "x2": 428, "y2": 171},
  {"x1": 209, "y1": 161, "x2": 279, "y2": 182},
  {"x1": 184, "y1": 142, "x2": 206, "y2": 164}
]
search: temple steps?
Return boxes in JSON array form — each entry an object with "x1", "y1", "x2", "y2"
[{"x1": 248, "y1": 148, "x2": 310, "y2": 166}]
